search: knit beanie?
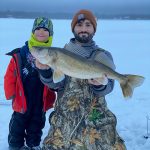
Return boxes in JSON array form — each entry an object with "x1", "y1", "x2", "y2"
[
  {"x1": 71, "y1": 9, "x2": 97, "y2": 32},
  {"x1": 32, "y1": 17, "x2": 53, "y2": 36}
]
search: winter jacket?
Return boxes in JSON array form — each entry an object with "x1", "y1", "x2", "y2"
[{"x1": 4, "y1": 48, "x2": 56, "y2": 113}]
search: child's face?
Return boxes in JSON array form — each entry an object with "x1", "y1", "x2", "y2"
[{"x1": 34, "y1": 28, "x2": 49, "y2": 42}]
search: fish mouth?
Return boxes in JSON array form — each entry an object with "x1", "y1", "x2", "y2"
[{"x1": 30, "y1": 46, "x2": 49, "y2": 62}]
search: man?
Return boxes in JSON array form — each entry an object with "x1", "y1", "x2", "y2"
[
  {"x1": 36, "y1": 10, "x2": 126, "y2": 150},
  {"x1": 4, "y1": 17, "x2": 56, "y2": 150}
]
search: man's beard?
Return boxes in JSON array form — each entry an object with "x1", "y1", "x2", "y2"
[{"x1": 73, "y1": 32, "x2": 94, "y2": 43}]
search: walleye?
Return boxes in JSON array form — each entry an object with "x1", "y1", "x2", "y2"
[{"x1": 30, "y1": 46, "x2": 145, "y2": 99}]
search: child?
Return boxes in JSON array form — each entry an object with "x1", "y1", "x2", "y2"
[{"x1": 4, "y1": 17, "x2": 56, "y2": 150}]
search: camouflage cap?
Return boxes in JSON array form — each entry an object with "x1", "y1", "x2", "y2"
[{"x1": 32, "y1": 17, "x2": 53, "y2": 36}]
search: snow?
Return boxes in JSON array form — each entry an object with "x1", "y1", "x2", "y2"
[{"x1": 0, "y1": 18, "x2": 150, "y2": 150}]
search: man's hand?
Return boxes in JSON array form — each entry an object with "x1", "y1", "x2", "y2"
[
  {"x1": 35, "y1": 60, "x2": 50, "y2": 70},
  {"x1": 88, "y1": 74, "x2": 108, "y2": 86}
]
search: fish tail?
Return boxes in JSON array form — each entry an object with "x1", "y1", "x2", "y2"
[{"x1": 120, "y1": 75, "x2": 145, "y2": 98}]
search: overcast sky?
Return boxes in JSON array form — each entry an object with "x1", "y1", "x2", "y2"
[{"x1": 1, "y1": 0, "x2": 150, "y2": 14}]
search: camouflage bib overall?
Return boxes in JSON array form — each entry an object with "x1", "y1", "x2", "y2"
[{"x1": 42, "y1": 77, "x2": 126, "y2": 150}]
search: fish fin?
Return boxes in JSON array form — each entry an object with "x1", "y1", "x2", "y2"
[
  {"x1": 120, "y1": 75, "x2": 145, "y2": 99},
  {"x1": 53, "y1": 70, "x2": 65, "y2": 83}
]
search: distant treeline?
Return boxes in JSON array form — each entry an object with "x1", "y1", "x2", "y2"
[{"x1": 0, "y1": 11, "x2": 150, "y2": 20}]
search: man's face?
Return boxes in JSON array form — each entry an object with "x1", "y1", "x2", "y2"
[{"x1": 73, "y1": 19, "x2": 95, "y2": 43}]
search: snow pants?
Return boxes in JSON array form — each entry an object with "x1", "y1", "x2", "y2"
[{"x1": 8, "y1": 110, "x2": 46, "y2": 148}]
